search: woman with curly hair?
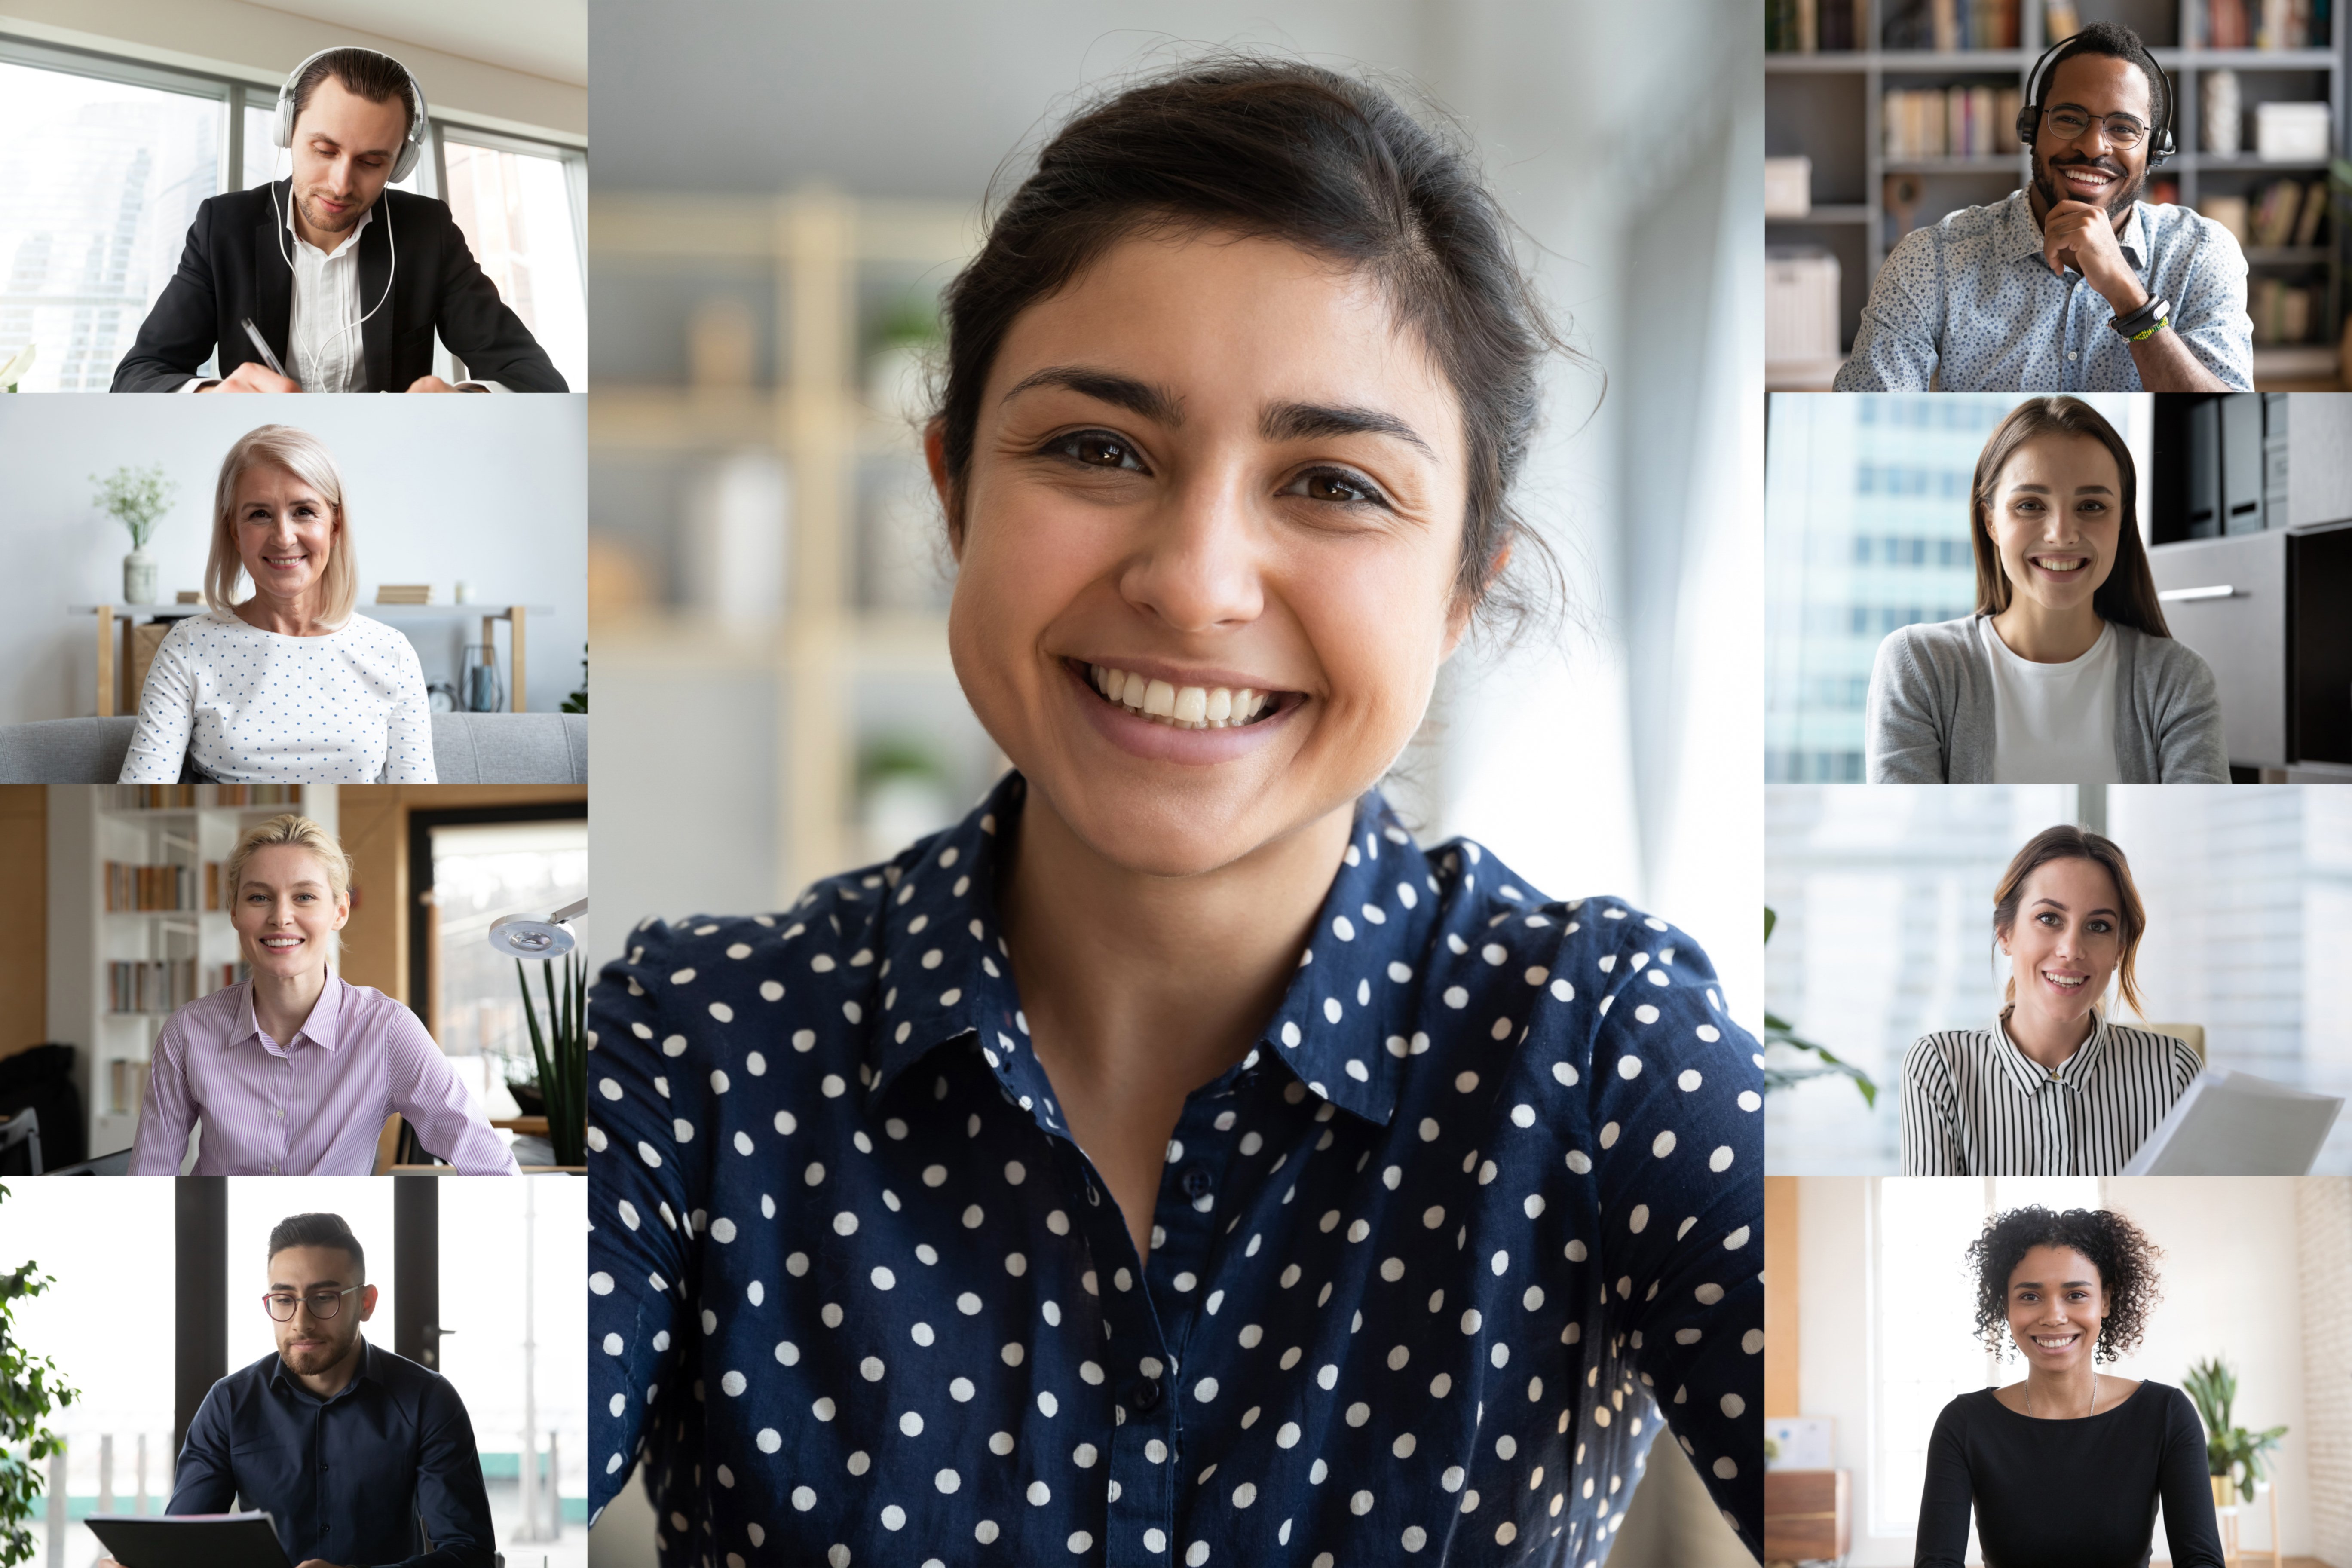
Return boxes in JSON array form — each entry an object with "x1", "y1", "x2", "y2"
[{"x1": 1916, "y1": 1205, "x2": 2221, "y2": 1567}]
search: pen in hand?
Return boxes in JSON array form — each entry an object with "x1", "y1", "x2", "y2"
[{"x1": 240, "y1": 317, "x2": 294, "y2": 383}]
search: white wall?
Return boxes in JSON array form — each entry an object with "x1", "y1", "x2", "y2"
[
  {"x1": 1796, "y1": 1177, "x2": 2324, "y2": 1566},
  {"x1": 0, "y1": 394, "x2": 586, "y2": 720},
  {"x1": 0, "y1": 0, "x2": 585, "y2": 141}
]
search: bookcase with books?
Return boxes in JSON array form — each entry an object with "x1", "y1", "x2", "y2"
[
  {"x1": 50, "y1": 785, "x2": 308, "y2": 1161},
  {"x1": 1767, "y1": 0, "x2": 2346, "y2": 387}
]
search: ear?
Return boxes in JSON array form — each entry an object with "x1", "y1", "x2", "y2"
[
  {"x1": 924, "y1": 420, "x2": 966, "y2": 560},
  {"x1": 1441, "y1": 542, "x2": 1510, "y2": 663},
  {"x1": 332, "y1": 888, "x2": 352, "y2": 931},
  {"x1": 358, "y1": 1283, "x2": 379, "y2": 1321}
]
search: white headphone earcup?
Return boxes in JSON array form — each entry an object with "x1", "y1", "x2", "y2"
[
  {"x1": 390, "y1": 139, "x2": 420, "y2": 183},
  {"x1": 273, "y1": 90, "x2": 294, "y2": 150}
]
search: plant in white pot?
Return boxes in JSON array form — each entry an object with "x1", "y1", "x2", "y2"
[{"x1": 92, "y1": 463, "x2": 177, "y2": 604}]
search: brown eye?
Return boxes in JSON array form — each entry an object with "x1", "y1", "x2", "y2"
[{"x1": 1049, "y1": 432, "x2": 1139, "y2": 471}]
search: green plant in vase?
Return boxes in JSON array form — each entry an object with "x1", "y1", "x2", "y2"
[
  {"x1": 1, "y1": 1179, "x2": 79, "y2": 1566},
  {"x1": 92, "y1": 463, "x2": 178, "y2": 605},
  {"x1": 1762, "y1": 906, "x2": 1878, "y2": 1106},
  {"x1": 515, "y1": 952, "x2": 587, "y2": 1167},
  {"x1": 2184, "y1": 1356, "x2": 2287, "y2": 1506}
]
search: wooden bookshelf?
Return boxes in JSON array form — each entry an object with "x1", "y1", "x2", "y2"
[
  {"x1": 589, "y1": 190, "x2": 1004, "y2": 899},
  {"x1": 1767, "y1": 0, "x2": 2347, "y2": 387}
]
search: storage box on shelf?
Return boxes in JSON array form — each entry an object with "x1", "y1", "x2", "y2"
[
  {"x1": 1767, "y1": 0, "x2": 2346, "y2": 386},
  {"x1": 49, "y1": 785, "x2": 312, "y2": 1160},
  {"x1": 590, "y1": 191, "x2": 1004, "y2": 900}
]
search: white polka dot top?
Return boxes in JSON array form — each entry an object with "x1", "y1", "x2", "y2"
[
  {"x1": 586, "y1": 772, "x2": 1764, "y2": 1564},
  {"x1": 118, "y1": 607, "x2": 436, "y2": 784}
]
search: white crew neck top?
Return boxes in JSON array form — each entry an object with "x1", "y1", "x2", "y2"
[
  {"x1": 118, "y1": 607, "x2": 436, "y2": 784},
  {"x1": 1976, "y1": 616, "x2": 2121, "y2": 784}
]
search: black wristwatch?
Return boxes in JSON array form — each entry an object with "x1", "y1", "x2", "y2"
[{"x1": 2110, "y1": 294, "x2": 2171, "y2": 341}]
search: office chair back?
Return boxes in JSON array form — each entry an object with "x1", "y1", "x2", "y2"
[
  {"x1": 2141, "y1": 1023, "x2": 2206, "y2": 1063},
  {"x1": 0, "y1": 1107, "x2": 41, "y2": 1174}
]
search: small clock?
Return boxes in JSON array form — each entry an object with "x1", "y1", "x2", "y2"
[{"x1": 427, "y1": 681, "x2": 459, "y2": 713}]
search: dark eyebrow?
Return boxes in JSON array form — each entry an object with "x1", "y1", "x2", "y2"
[
  {"x1": 2030, "y1": 896, "x2": 2119, "y2": 919},
  {"x1": 1260, "y1": 400, "x2": 1434, "y2": 459},
  {"x1": 2049, "y1": 100, "x2": 2146, "y2": 123},
  {"x1": 1001, "y1": 365, "x2": 1183, "y2": 427},
  {"x1": 2012, "y1": 1277, "x2": 2097, "y2": 1290}
]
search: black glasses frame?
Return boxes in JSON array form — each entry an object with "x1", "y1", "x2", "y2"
[
  {"x1": 261, "y1": 1283, "x2": 364, "y2": 1321},
  {"x1": 2035, "y1": 102, "x2": 2151, "y2": 150}
]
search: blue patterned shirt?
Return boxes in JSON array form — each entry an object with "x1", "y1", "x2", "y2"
[
  {"x1": 1834, "y1": 189, "x2": 2253, "y2": 392},
  {"x1": 586, "y1": 772, "x2": 1764, "y2": 1565}
]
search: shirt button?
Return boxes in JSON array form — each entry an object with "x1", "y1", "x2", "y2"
[
  {"x1": 1133, "y1": 1378, "x2": 1164, "y2": 1413},
  {"x1": 1179, "y1": 1167, "x2": 1211, "y2": 1200},
  {"x1": 2067, "y1": 351, "x2": 2078, "y2": 361}
]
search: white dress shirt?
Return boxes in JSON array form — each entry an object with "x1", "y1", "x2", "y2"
[{"x1": 178, "y1": 187, "x2": 507, "y2": 392}]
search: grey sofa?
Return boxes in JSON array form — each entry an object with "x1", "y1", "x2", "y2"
[{"x1": 0, "y1": 712, "x2": 587, "y2": 784}]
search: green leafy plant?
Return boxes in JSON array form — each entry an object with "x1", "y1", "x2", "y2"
[
  {"x1": 2184, "y1": 1357, "x2": 2288, "y2": 1504},
  {"x1": 91, "y1": 464, "x2": 178, "y2": 549},
  {"x1": 516, "y1": 953, "x2": 587, "y2": 1167},
  {"x1": 1, "y1": 1179, "x2": 79, "y2": 1566},
  {"x1": 1763, "y1": 906, "x2": 1879, "y2": 1106},
  {"x1": 561, "y1": 656, "x2": 587, "y2": 714}
]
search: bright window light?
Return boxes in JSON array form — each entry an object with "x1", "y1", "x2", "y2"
[{"x1": 441, "y1": 138, "x2": 586, "y2": 389}]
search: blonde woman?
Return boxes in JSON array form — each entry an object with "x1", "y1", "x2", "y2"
[
  {"x1": 118, "y1": 424, "x2": 436, "y2": 784},
  {"x1": 129, "y1": 814, "x2": 515, "y2": 1175},
  {"x1": 1900, "y1": 824, "x2": 2200, "y2": 1174}
]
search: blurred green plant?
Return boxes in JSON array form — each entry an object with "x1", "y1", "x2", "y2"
[
  {"x1": 562, "y1": 656, "x2": 587, "y2": 714},
  {"x1": 1, "y1": 1179, "x2": 79, "y2": 1566},
  {"x1": 1763, "y1": 906, "x2": 1879, "y2": 1106},
  {"x1": 0, "y1": 344, "x2": 32, "y2": 392},
  {"x1": 516, "y1": 953, "x2": 587, "y2": 1167},
  {"x1": 91, "y1": 464, "x2": 177, "y2": 549},
  {"x1": 2184, "y1": 1356, "x2": 2288, "y2": 1505}
]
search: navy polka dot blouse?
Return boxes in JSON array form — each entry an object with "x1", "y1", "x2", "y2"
[{"x1": 587, "y1": 773, "x2": 1763, "y2": 1565}]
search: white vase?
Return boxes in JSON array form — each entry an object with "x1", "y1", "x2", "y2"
[{"x1": 123, "y1": 548, "x2": 158, "y2": 605}]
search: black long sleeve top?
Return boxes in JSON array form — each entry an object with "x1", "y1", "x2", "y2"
[{"x1": 1915, "y1": 1381, "x2": 2225, "y2": 1568}]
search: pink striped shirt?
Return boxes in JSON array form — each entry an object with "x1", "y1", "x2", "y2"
[{"x1": 129, "y1": 975, "x2": 519, "y2": 1175}]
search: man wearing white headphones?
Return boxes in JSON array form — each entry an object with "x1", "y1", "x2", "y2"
[{"x1": 111, "y1": 47, "x2": 568, "y2": 393}]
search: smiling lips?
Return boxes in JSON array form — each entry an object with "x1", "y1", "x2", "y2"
[
  {"x1": 1084, "y1": 662, "x2": 1282, "y2": 730},
  {"x1": 2058, "y1": 163, "x2": 2118, "y2": 197},
  {"x1": 2041, "y1": 968, "x2": 2088, "y2": 992},
  {"x1": 2031, "y1": 1331, "x2": 2082, "y2": 1352},
  {"x1": 2029, "y1": 551, "x2": 2090, "y2": 579}
]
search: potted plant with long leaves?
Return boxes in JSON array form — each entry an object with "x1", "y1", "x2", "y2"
[
  {"x1": 1, "y1": 1179, "x2": 78, "y2": 1567},
  {"x1": 516, "y1": 952, "x2": 587, "y2": 1167},
  {"x1": 1763, "y1": 907, "x2": 1879, "y2": 1105},
  {"x1": 2184, "y1": 1356, "x2": 2288, "y2": 1510}
]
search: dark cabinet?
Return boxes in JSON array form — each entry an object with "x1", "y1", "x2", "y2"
[
  {"x1": 2150, "y1": 520, "x2": 2352, "y2": 769},
  {"x1": 2156, "y1": 393, "x2": 2295, "y2": 541}
]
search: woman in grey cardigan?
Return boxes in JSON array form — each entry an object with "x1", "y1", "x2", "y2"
[{"x1": 1866, "y1": 398, "x2": 2226, "y2": 783}]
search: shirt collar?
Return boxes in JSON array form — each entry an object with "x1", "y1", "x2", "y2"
[
  {"x1": 2008, "y1": 187, "x2": 2150, "y2": 273},
  {"x1": 284, "y1": 183, "x2": 374, "y2": 261},
  {"x1": 237, "y1": 973, "x2": 348, "y2": 1054},
  {"x1": 860, "y1": 772, "x2": 1438, "y2": 1132},
  {"x1": 1990, "y1": 1006, "x2": 2111, "y2": 1095}
]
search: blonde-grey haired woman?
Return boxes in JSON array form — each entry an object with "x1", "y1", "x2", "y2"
[{"x1": 118, "y1": 423, "x2": 435, "y2": 783}]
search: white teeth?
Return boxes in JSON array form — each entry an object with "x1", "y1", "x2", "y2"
[
  {"x1": 2043, "y1": 972, "x2": 2086, "y2": 989},
  {"x1": 1086, "y1": 665, "x2": 1274, "y2": 729},
  {"x1": 2032, "y1": 556, "x2": 2087, "y2": 572}
]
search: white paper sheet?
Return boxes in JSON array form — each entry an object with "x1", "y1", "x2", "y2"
[{"x1": 2119, "y1": 1069, "x2": 2343, "y2": 1176}]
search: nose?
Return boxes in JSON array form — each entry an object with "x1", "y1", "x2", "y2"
[{"x1": 1116, "y1": 466, "x2": 1267, "y2": 634}]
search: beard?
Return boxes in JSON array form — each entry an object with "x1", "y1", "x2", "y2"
[
  {"x1": 2033, "y1": 146, "x2": 2147, "y2": 218},
  {"x1": 297, "y1": 188, "x2": 366, "y2": 235},
  {"x1": 280, "y1": 1326, "x2": 356, "y2": 1372}
]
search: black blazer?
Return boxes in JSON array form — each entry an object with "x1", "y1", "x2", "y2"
[{"x1": 110, "y1": 181, "x2": 567, "y2": 392}]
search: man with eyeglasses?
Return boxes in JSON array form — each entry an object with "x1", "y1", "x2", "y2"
[
  {"x1": 99, "y1": 1213, "x2": 496, "y2": 1568},
  {"x1": 1835, "y1": 20, "x2": 2251, "y2": 392}
]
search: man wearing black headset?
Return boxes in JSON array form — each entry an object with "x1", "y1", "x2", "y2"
[
  {"x1": 1836, "y1": 21, "x2": 2251, "y2": 392},
  {"x1": 110, "y1": 47, "x2": 567, "y2": 393}
]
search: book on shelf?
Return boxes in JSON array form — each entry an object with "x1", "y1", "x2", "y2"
[
  {"x1": 104, "y1": 860, "x2": 198, "y2": 912},
  {"x1": 1883, "y1": 84, "x2": 2024, "y2": 158},
  {"x1": 374, "y1": 585, "x2": 433, "y2": 604},
  {"x1": 1768, "y1": 0, "x2": 1866, "y2": 50},
  {"x1": 2203, "y1": 0, "x2": 2325, "y2": 47},
  {"x1": 2253, "y1": 277, "x2": 2318, "y2": 342},
  {"x1": 2207, "y1": 178, "x2": 2330, "y2": 249},
  {"x1": 106, "y1": 1057, "x2": 150, "y2": 1118},
  {"x1": 105, "y1": 784, "x2": 303, "y2": 811},
  {"x1": 1880, "y1": 0, "x2": 2020, "y2": 49}
]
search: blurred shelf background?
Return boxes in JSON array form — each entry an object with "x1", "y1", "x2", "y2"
[
  {"x1": 589, "y1": 190, "x2": 1001, "y2": 904},
  {"x1": 1766, "y1": 0, "x2": 2349, "y2": 388}
]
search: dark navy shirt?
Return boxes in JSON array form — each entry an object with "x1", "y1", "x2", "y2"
[
  {"x1": 588, "y1": 773, "x2": 1763, "y2": 1565},
  {"x1": 168, "y1": 1338, "x2": 495, "y2": 1568}
]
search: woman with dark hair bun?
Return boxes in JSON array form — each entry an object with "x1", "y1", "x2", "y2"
[
  {"x1": 588, "y1": 53, "x2": 1762, "y2": 1566},
  {"x1": 1917, "y1": 1205, "x2": 2222, "y2": 1568},
  {"x1": 1865, "y1": 395, "x2": 2226, "y2": 783}
]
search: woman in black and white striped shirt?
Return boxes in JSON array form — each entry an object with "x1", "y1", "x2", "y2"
[{"x1": 1901, "y1": 824, "x2": 2201, "y2": 1175}]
